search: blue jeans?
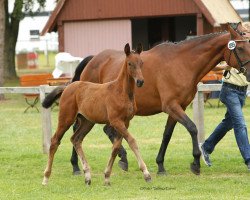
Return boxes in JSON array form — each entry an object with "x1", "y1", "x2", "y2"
[{"x1": 203, "y1": 84, "x2": 250, "y2": 165}]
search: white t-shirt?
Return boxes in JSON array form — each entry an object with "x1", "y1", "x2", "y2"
[{"x1": 223, "y1": 68, "x2": 249, "y2": 86}]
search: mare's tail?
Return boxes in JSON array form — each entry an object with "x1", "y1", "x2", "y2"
[
  {"x1": 71, "y1": 55, "x2": 94, "y2": 82},
  {"x1": 42, "y1": 55, "x2": 94, "y2": 108}
]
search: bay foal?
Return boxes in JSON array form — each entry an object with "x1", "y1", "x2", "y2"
[{"x1": 42, "y1": 43, "x2": 151, "y2": 186}]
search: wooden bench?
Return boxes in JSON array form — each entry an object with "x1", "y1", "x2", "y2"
[
  {"x1": 201, "y1": 70, "x2": 223, "y2": 107},
  {"x1": 19, "y1": 73, "x2": 53, "y2": 113}
]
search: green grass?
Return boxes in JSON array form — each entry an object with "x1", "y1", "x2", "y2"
[{"x1": 1, "y1": 94, "x2": 250, "y2": 199}]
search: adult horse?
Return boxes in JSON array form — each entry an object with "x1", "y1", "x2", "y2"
[{"x1": 43, "y1": 23, "x2": 250, "y2": 175}]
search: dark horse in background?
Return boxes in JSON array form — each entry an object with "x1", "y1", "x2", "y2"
[{"x1": 43, "y1": 23, "x2": 250, "y2": 176}]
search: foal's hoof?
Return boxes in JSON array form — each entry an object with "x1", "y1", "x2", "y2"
[
  {"x1": 42, "y1": 177, "x2": 49, "y2": 186},
  {"x1": 190, "y1": 163, "x2": 200, "y2": 175},
  {"x1": 85, "y1": 179, "x2": 91, "y2": 185},
  {"x1": 72, "y1": 170, "x2": 81, "y2": 176},
  {"x1": 118, "y1": 160, "x2": 128, "y2": 171},
  {"x1": 144, "y1": 174, "x2": 152, "y2": 182}
]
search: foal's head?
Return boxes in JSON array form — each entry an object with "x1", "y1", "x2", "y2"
[
  {"x1": 224, "y1": 22, "x2": 250, "y2": 81},
  {"x1": 124, "y1": 43, "x2": 144, "y2": 87}
]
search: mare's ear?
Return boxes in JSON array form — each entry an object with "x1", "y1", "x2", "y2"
[
  {"x1": 228, "y1": 22, "x2": 241, "y2": 39},
  {"x1": 136, "y1": 43, "x2": 143, "y2": 54},
  {"x1": 124, "y1": 43, "x2": 130, "y2": 56}
]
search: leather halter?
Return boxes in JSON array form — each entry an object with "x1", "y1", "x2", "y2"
[{"x1": 227, "y1": 25, "x2": 250, "y2": 74}]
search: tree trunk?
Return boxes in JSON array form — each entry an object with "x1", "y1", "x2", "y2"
[
  {"x1": 0, "y1": 0, "x2": 5, "y2": 100},
  {"x1": 4, "y1": 0, "x2": 19, "y2": 79},
  {"x1": 4, "y1": 27, "x2": 18, "y2": 79}
]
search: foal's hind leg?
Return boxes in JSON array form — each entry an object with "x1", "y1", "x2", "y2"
[
  {"x1": 42, "y1": 115, "x2": 75, "y2": 185},
  {"x1": 70, "y1": 114, "x2": 95, "y2": 185},
  {"x1": 156, "y1": 116, "x2": 177, "y2": 175},
  {"x1": 111, "y1": 121, "x2": 151, "y2": 182},
  {"x1": 104, "y1": 135, "x2": 123, "y2": 185}
]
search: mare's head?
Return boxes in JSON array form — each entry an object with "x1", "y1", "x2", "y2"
[
  {"x1": 224, "y1": 22, "x2": 250, "y2": 81},
  {"x1": 124, "y1": 43, "x2": 144, "y2": 87}
]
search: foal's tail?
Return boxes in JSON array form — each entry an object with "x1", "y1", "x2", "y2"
[
  {"x1": 42, "y1": 55, "x2": 94, "y2": 109},
  {"x1": 42, "y1": 86, "x2": 66, "y2": 108}
]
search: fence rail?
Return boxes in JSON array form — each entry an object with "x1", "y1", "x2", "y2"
[
  {"x1": 0, "y1": 85, "x2": 56, "y2": 154},
  {"x1": 1, "y1": 83, "x2": 242, "y2": 154}
]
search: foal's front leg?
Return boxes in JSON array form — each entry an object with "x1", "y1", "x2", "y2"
[
  {"x1": 111, "y1": 121, "x2": 151, "y2": 182},
  {"x1": 104, "y1": 135, "x2": 123, "y2": 185}
]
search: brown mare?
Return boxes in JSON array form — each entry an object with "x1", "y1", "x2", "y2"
[
  {"x1": 43, "y1": 23, "x2": 250, "y2": 176},
  {"x1": 42, "y1": 43, "x2": 151, "y2": 186}
]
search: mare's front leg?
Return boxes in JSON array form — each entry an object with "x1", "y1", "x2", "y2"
[
  {"x1": 156, "y1": 116, "x2": 177, "y2": 175},
  {"x1": 163, "y1": 103, "x2": 201, "y2": 175},
  {"x1": 70, "y1": 114, "x2": 95, "y2": 185},
  {"x1": 104, "y1": 135, "x2": 123, "y2": 186},
  {"x1": 111, "y1": 120, "x2": 151, "y2": 182}
]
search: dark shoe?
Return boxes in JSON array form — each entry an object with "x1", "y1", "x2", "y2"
[
  {"x1": 247, "y1": 162, "x2": 250, "y2": 171},
  {"x1": 199, "y1": 143, "x2": 212, "y2": 167}
]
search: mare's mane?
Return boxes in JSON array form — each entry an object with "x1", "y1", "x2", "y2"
[{"x1": 152, "y1": 31, "x2": 227, "y2": 49}]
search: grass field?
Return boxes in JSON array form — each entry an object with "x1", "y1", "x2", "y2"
[{"x1": 1, "y1": 92, "x2": 250, "y2": 199}]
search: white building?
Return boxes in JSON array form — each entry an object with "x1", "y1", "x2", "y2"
[
  {"x1": 230, "y1": 0, "x2": 249, "y2": 21},
  {"x1": 9, "y1": 0, "x2": 58, "y2": 53}
]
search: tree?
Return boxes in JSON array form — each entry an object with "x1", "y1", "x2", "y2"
[
  {"x1": 4, "y1": 0, "x2": 46, "y2": 79},
  {"x1": 0, "y1": 0, "x2": 5, "y2": 100}
]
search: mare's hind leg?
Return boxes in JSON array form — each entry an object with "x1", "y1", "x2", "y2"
[
  {"x1": 70, "y1": 114, "x2": 95, "y2": 185},
  {"x1": 104, "y1": 135, "x2": 123, "y2": 186},
  {"x1": 111, "y1": 121, "x2": 151, "y2": 182},
  {"x1": 70, "y1": 122, "x2": 81, "y2": 175},
  {"x1": 42, "y1": 114, "x2": 76, "y2": 185},
  {"x1": 164, "y1": 103, "x2": 201, "y2": 175},
  {"x1": 156, "y1": 116, "x2": 177, "y2": 175}
]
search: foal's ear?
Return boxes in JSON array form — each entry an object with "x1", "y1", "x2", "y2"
[
  {"x1": 136, "y1": 43, "x2": 143, "y2": 54},
  {"x1": 124, "y1": 43, "x2": 131, "y2": 56}
]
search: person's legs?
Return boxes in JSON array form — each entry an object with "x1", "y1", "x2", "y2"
[
  {"x1": 203, "y1": 111, "x2": 233, "y2": 154},
  {"x1": 201, "y1": 86, "x2": 233, "y2": 166},
  {"x1": 227, "y1": 90, "x2": 250, "y2": 165},
  {"x1": 202, "y1": 86, "x2": 250, "y2": 168}
]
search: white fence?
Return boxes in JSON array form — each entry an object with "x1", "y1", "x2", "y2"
[
  {"x1": 0, "y1": 85, "x2": 56, "y2": 154},
  {"x1": 0, "y1": 83, "x2": 228, "y2": 154}
]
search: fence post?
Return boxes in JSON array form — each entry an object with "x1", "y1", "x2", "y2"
[
  {"x1": 193, "y1": 88, "x2": 205, "y2": 143},
  {"x1": 39, "y1": 85, "x2": 52, "y2": 154}
]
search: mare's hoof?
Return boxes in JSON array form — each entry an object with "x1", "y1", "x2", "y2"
[
  {"x1": 73, "y1": 170, "x2": 81, "y2": 176},
  {"x1": 85, "y1": 179, "x2": 91, "y2": 185},
  {"x1": 190, "y1": 163, "x2": 200, "y2": 175},
  {"x1": 118, "y1": 160, "x2": 128, "y2": 171},
  {"x1": 104, "y1": 181, "x2": 111, "y2": 186},
  {"x1": 157, "y1": 170, "x2": 167, "y2": 176}
]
